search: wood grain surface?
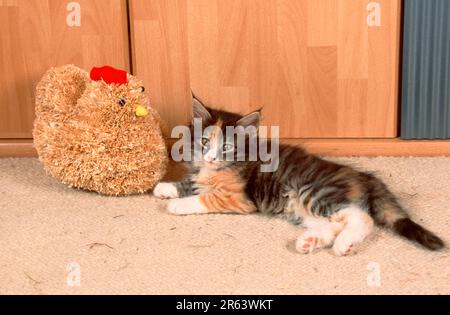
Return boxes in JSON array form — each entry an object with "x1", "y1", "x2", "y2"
[
  {"x1": 0, "y1": 0, "x2": 129, "y2": 138},
  {"x1": 130, "y1": 0, "x2": 401, "y2": 138}
]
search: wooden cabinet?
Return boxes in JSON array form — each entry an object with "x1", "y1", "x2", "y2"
[
  {"x1": 1, "y1": 0, "x2": 409, "y2": 156},
  {"x1": 0, "y1": 0, "x2": 129, "y2": 138},
  {"x1": 130, "y1": 0, "x2": 401, "y2": 138}
]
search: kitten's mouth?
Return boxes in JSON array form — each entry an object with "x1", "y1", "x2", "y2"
[{"x1": 202, "y1": 160, "x2": 220, "y2": 167}]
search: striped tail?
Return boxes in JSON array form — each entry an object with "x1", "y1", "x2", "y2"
[
  {"x1": 392, "y1": 218, "x2": 444, "y2": 250},
  {"x1": 366, "y1": 176, "x2": 445, "y2": 251}
]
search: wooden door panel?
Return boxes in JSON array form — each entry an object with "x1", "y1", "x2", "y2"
[
  {"x1": 0, "y1": 0, "x2": 129, "y2": 138},
  {"x1": 130, "y1": 0, "x2": 192, "y2": 136},
  {"x1": 130, "y1": 0, "x2": 400, "y2": 138}
]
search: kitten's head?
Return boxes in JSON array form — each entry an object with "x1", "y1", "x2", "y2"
[{"x1": 190, "y1": 95, "x2": 261, "y2": 168}]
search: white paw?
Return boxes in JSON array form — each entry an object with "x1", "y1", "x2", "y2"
[
  {"x1": 332, "y1": 233, "x2": 354, "y2": 256},
  {"x1": 295, "y1": 234, "x2": 319, "y2": 254},
  {"x1": 167, "y1": 197, "x2": 207, "y2": 215},
  {"x1": 153, "y1": 182, "x2": 179, "y2": 199}
]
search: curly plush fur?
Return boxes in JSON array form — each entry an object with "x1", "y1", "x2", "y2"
[{"x1": 33, "y1": 64, "x2": 167, "y2": 196}]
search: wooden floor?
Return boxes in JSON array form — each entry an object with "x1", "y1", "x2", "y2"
[{"x1": 2, "y1": 138, "x2": 450, "y2": 157}]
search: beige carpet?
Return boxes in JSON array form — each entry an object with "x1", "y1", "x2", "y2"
[{"x1": 0, "y1": 157, "x2": 449, "y2": 295}]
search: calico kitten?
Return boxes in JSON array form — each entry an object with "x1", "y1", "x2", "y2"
[{"x1": 154, "y1": 96, "x2": 444, "y2": 256}]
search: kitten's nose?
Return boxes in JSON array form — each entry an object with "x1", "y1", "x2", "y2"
[{"x1": 204, "y1": 152, "x2": 217, "y2": 162}]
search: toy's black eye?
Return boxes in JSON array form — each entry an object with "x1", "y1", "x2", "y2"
[
  {"x1": 118, "y1": 98, "x2": 126, "y2": 106},
  {"x1": 140, "y1": 86, "x2": 145, "y2": 92}
]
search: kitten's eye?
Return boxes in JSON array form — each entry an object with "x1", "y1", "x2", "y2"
[
  {"x1": 201, "y1": 137, "x2": 209, "y2": 147},
  {"x1": 222, "y1": 143, "x2": 234, "y2": 152},
  {"x1": 140, "y1": 86, "x2": 145, "y2": 92},
  {"x1": 118, "y1": 98, "x2": 126, "y2": 106}
]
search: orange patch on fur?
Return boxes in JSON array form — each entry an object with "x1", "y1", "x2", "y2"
[
  {"x1": 380, "y1": 205, "x2": 405, "y2": 224},
  {"x1": 195, "y1": 168, "x2": 256, "y2": 214},
  {"x1": 209, "y1": 119, "x2": 223, "y2": 142},
  {"x1": 346, "y1": 181, "x2": 363, "y2": 201},
  {"x1": 214, "y1": 119, "x2": 223, "y2": 128}
]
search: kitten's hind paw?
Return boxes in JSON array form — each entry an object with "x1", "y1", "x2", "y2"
[
  {"x1": 153, "y1": 182, "x2": 179, "y2": 199},
  {"x1": 295, "y1": 235, "x2": 319, "y2": 254},
  {"x1": 332, "y1": 233, "x2": 354, "y2": 256}
]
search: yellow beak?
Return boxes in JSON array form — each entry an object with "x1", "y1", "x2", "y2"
[{"x1": 135, "y1": 105, "x2": 148, "y2": 117}]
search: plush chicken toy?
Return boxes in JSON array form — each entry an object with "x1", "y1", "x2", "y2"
[{"x1": 33, "y1": 64, "x2": 168, "y2": 195}]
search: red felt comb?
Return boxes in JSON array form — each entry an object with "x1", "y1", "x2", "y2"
[{"x1": 90, "y1": 65, "x2": 128, "y2": 85}]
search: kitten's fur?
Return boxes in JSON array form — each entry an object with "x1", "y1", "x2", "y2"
[{"x1": 154, "y1": 96, "x2": 445, "y2": 256}]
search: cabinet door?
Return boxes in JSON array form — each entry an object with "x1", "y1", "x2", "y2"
[
  {"x1": 0, "y1": 0, "x2": 129, "y2": 138},
  {"x1": 130, "y1": 0, "x2": 400, "y2": 138}
]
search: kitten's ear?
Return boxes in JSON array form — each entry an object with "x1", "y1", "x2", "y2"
[
  {"x1": 236, "y1": 110, "x2": 261, "y2": 129},
  {"x1": 192, "y1": 95, "x2": 212, "y2": 121}
]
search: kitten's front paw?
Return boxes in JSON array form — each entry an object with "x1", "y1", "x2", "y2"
[
  {"x1": 167, "y1": 197, "x2": 207, "y2": 215},
  {"x1": 153, "y1": 182, "x2": 179, "y2": 199}
]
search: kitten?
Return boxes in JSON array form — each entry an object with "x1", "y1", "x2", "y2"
[{"x1": 154, "y1": 96, "x2": 445, "y2": 256}]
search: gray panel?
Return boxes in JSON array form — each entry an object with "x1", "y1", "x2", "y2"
[{"x1": 401, "y1": 0, "x2": 450, "y2": 139}]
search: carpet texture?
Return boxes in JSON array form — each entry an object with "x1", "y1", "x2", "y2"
[{"x1": 0, "y1": 157, "x2": 449, "y2": 294}]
